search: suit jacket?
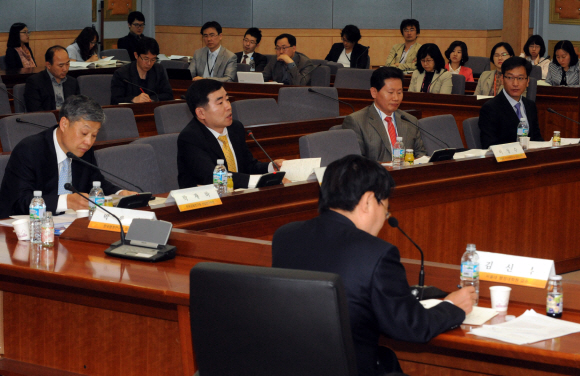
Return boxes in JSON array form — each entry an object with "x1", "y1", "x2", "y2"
[
  {"x1": 342, "y1": 106, "x2": 426, "y2": 162},
  {"x1": 262, "y1": 52, "x2": 313, "y2": 86},
  {"x1": 235, "y1": 51, "x2": 268, "y2": 72},
  {"x1": 325, "y1": 43, "x2": 370, "y2": 69},
  {"x1": 0, "y1": 126, "x2": 121, "y2": 218},
  {"x1": 479, "y1": 90, "x2": 544, "y2": 149},
  {"x1": 445, "y1": 63, "x2": 474, "y2": 82},
  {"x1": 385, "y1": 43, "x2": 421, "y2": 71},
  {"x1": 189, "y1": 46, "x2": 237, "y2": 82},
  {"x1": 24, "y1": 70, "x2": 80, "y2": 112},
  {"x1": 5, "y1": 45, "x2": 36, "y2": 70},
  {"x1": 272, "y1": 211, "x2": 465, "y2": 376},
  {"x1": 474, "y1": 70, "x2": 502, "y2": 96},
  {"x1": 177, "y1": 118, "x2": 269, "y2": 189},
  {"x1": 110, "y1": 60, "x2": 174, "y2": 105},
  {"x1": 117, "y1": 33, "x2": 145, "y2": 61},
  {"x1": 408, "y1": 69, "x2": 453, "y2": 94}
]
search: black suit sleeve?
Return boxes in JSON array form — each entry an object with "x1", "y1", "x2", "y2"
[
  {"x1": 24, "y1": 74, "x2": 49, "y2": 112},
  {"x1": 110, "y1": 68, "x2": 134, "y2": 105},
  {"x1": 325, "y1": 43, "x2": 342, "y2": 62},
  {"x1": 478, "y1": 102, "x2": 500, "y2": 149},
  {"x1": 254, "y1": 54, "x2": 268, "y2": 73},
  {"x1": 526, "y1": 100, "x2": 544, "y2": 142},
  {"x1": 177, "y1": 132, "x2": 224, "y2": 188},
  {"x1": 352, "y1": 44, "x2": 370, "y2": 69}
]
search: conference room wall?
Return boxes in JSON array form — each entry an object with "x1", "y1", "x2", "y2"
[{"x1": 0, "y1": 30, "x2": 81, "y2": 67}]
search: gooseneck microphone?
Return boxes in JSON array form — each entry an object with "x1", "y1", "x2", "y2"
[
  {"x1": 16, "y1": 118, "x2": 56, "y2": 129},
  {"x1": 122, "y1": 79, "x2": 159, "y2": 101},
  {"x1": 547, "y1": 108, "x2": 580, "y2": 125},
  {"x1": 246, "y1": 130, "x2": 280, "y2": 171},
  {"x1": 400, "y1": 114, "x2": 452, "y2": 149},
  {"x1": 65, "y1": 182, "x2": 126, "y2": 245},
  {"x1": 66, "y1": 151, "x2": 144, "y2": 192},
  {"x1": 354, "y1": 46, "x2": 370, "y2": 68},
  {"x1": 308, "y1": 88, "x2": 355, "y2": 113},
  {"x1": 0, "y1": 85, "x2": 27, "y2": 111}
]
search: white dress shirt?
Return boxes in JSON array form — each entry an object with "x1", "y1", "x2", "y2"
[
  {"x1": 54, "y1": 129, "x2": 70, "y2": 213},
  {"x1": 203, "y1": 46, "x2": 221, "y2": 78},
  {"x1": 337, "y1": 49, "x2": 351, "y2": 67}
]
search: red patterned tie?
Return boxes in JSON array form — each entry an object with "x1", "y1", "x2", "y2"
[
  {"x1": 385, "y1": 116, "x2": 397, "y2": 146},
  {"x1": 242, "y1": 55, "x2": 248, "y2": 64}
]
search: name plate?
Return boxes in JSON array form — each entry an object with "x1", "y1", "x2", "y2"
[
  {"x1": 477, "y1": 251, "x2": 555, "y2": 288},
  {"x1": 165, "y1": 185, "x2": 222, "y2": 212},
  {"x1": 490, "y1": 142, "x2": 526, "y2": 162},
  {"x1": 88, "y1": 207, "x2": 156, "y2": 233},
  {"x1": 313, "y1": 167, "x2": 326, "y2": 185}
]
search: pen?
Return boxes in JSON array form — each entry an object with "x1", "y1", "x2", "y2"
[{"x1": 140, "y1": 88, "x2": 151, "y2": 102}]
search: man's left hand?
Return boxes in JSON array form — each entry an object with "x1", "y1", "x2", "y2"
[{"x1": 273, "y1": 159, "x2": 285, "y2": 170}]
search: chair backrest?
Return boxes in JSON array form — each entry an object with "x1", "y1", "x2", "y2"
[
  {"x1": 0, "y1": 154, "x2": 10, "y2": 185},
  {"x1": 462, "y1": 117, "x2": 481, "y2": 149},
  {"x1": 159, "y1": 60, "x2": 189, "y2": 70},
  {"x1": 310, "y1": 65, "x2": 331, "y2": 87},
  {"x1": 12, "y1": 83, "x2": 26, "y2": 113},
  {"x1": 0, "y1": 55, "x2": 6, "y2": 71},
  {"x1": 100, "y1": 49, "x2": 131, "y2": 62},
  {"x1": 0, "y1": 112, "x2": 57, "y2": 152},
  {"x1": 131, "y1": 133, "x2": 179, "y2": 192},
  {"x1": 98, "y1": 107, "x2": 139, "y2": 141},
  {"x1": 299, "y1": 129, "x2": 361, "y2": 167},
  {"x1": 231, "y1": 98, "x2": 282, "y2": 125},
  {"x1": 464, "y1": 56, "x2": 490, "y2": 77},
  {"x1": 189, "y1": 262, "x2": 358, "y2": 376},
  {"x1": 0, "y1": 84, "x2": 11, "y2": 115},
  {"x1": 526, "y1": 77, "x2": 538, "y2": 102},
  {"x1": 326, "y1": 62, "x2": 344, "y2": 75},
  {"x1": 417, "y1": 114, "x2": 465, "y2": 155},
  {"x1": 153, "y1": 102, "x2": 194, "y2": 134},
  {"x1": 77, "y1": 74, "x2": 113, "y2": 106},
  {"x1": 451, "y1": 74, "x2": 466, "y2": 95},
  {"x1": 334, "y1": 68, "x2": 374, "y2": 90},
  {"x1": 278, "y1": 87, "x2": 339, "y2": 121},
  {"x1": 95, "y1": 143, "x2": 166, "y2": 194},
  {"x1": 530, "y1": 65, "x2": 542, "y2": 81}
]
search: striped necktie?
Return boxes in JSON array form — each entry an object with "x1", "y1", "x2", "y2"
[
  {"x1": 217, "y1": 135, "x2": 237, "y2": 172},
  {"x1": 385, "y1": 116, "x2": 397, "y2": 147}
]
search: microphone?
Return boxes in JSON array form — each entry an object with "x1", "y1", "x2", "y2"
[
  {"x1": 547, "y1": 108, "x2": 580, "y2": 125},
  {"x1": 354, "y1": 46, "x2": 370, "y2": 68},
  {"x1": 66, "y1": 151, "x2": 144, "y2": 192},
  {"x1": 16, "y1": 118, "x2": 56, "y2": 129},
  {"x1": 388, "y1": 216, "x2": 447, "y2": 300},
  {"x1": 122, "y1": 79, "x2": 159, "y2": 101},
  {"x1": 65, "y1": 182, "x2": 126, "y2": 245},
  {"x1": 400, "y1": 114, "x2": 453, "y2": 149},
  {"x1": 308, "y1": 88, "x2": 355, "y2": 113},
  {"x1": 386, "y1": 45, "x2": 403, "y2": 66},
  {"x1": 0, "y1": 85, "x2": 27, "y2": 111},
  {"x1": 246, "y1": 130, "x2": 280, "y2": 171}
]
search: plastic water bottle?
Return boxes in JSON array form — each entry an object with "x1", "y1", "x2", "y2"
[
  {"x1": 88, "y1": 181, "x2": 105, "y2": 219},
  {"x1": 460, "y1": 243, "x2": 480, "y2": 306},
  {"x1": 249, "y1": 57, "x2": 256, "y2": 72},
  {"x1": 213, "y1": 159, "x2": 228, "y2": 196},
  {"x1": 392, "y1": 137, "x2": 404, "y2": 168},
  {"x1": 516, "y1": 118, "x2": 529, "y2": 142},
  {"x1": 29, "y1": 191, "x2": 46, "y2": 244},
  {"x1": 41, "y1": 211, "x2": 54, "y2": 247}
]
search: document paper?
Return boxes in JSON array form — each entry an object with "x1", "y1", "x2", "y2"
[
  {"x1": 421, "y1": 299, "x2": 499, "y2": 325},
  {"x1": 280, "y1": 158, "x2": 321, "y2": 182}
]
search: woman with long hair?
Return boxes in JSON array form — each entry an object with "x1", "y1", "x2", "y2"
[{"x1": 5, "y1": 22, "x2": 36, "y2": 70}]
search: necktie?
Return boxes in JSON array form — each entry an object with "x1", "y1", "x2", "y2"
[
  {"x1": 242, "y1": 55, "x2": 248, "y2": 64},
  {"x1": 514, "y1": 103, "x2": 522, "y2": 119},
  {"x1": 58, "y1": 158, "x2": 72, "y2": 195},
  {"x1": 217, "y1": 135, "x2": 237, "y2": 172},
  {"x1": 385, "y1": 116, "x2": 397, "y2": 147}
]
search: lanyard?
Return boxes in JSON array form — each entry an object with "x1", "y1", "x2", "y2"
[{"x1": 207, "y1": 51, "x2": 216, "y2": 76}]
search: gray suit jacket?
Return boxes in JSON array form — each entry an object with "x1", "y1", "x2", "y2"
[
  {"x1": 342, "y1": 105, "x2": 426, "y2": 162},
  {"x1": 408, "y1": 70, "x2": 453, "y2": 94},
  {"x1": 262, "y1": 52, "x2": 313, "y2": 85},
  {"x1": 189, "y1": 46, "x2": 237, "y2": 82},
  {"x1": 474, "y1": 70, "x2": 502, "y2": 96}
]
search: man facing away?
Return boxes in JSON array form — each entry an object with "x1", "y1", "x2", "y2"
[
  {"x1": 189, "y1": 21, "x2": 237, "y2": 82},
  {"x1": 262, "y1": 33, "x2": 314, "y2": 85}
]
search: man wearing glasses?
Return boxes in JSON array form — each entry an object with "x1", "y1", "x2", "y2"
[
  {"x1": 189, "y1": 21, "x2": 237, "y2": 82},
  {"x1": 118, "y1": 11, "x2": 147, "y2": 62},
  {"x1": 479, "y1": 57, "x2": 544, "y2": 149},
  {"x1": 235, "y1": 27, "x2": 268, "y2": 72},
  {"x1": 262, "y1": 33, "x2": 314, "y2": 85},
  {"x1": 110, "y1": 37, "x2": 173, "y2": 105}
]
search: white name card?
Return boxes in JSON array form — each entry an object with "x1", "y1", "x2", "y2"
[
  {"x1": 490, "y1": 142, "x2": 526, "y2": 162},
  {"x1": 88, "y1": 207, "x2": 156, "y2": 233},
  {"x1": 477, "y1": 251, "x2": 555, "y2": 288},
  {"x1": 313, "y1": 167, "x2": 326, "y2": 185},
  {"x1": 165, "y1": 185, "x2": 222, "y2": 212}
]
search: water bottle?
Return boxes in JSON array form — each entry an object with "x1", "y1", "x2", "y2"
[
  {"x1": 213, "y1": 159, "x2": 228, "y2": 196},
  {"x1": 41, "y1": 211, "x2": 54, "y2": 247},
  {"x1": 546, "y1": 275, "x2": 563, "y2": 318},
  {"x1": 460, "y1": 243, "x2": 480, "y2": 306},
  {"x1": 249, "y1": 57, "x2": 256, "y2": 72},
  {"x1": 88, "y1": 181, "x2": 105, "y2": 219},
  {"x1": 29, "y1": 191, "x2": 46, "y2": 244},
  {"x1": 516, "y1": 118, "x2": 529, "y2": 142},
  {"x1": 392, "y1": 137, "x2": 404, "y2": 168}
]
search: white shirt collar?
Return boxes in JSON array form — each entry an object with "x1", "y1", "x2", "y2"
[
  {"x1": 502, "y1": 88, "x2": 523, "y2": 108},
  {"x1": 206, "y1": 125, "x2": 228, "y2": 139},
  {"x1": 208, "y1": 45, "x2": 221, "y2": 58},
  {"x1": 53, "y1": 128, "x2": 68, "y2": 165},
  {"x1": 242, "y1": 51, "x2": 254, "y2": 59}
]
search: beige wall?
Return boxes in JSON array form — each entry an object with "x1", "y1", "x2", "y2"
[{"x1": 1, "y1": 30, "x2": 80, "y2": 67}]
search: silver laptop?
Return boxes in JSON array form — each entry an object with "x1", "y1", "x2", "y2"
[{"x1": 237, "y1": 72, "x2": 282, "y2": 84}]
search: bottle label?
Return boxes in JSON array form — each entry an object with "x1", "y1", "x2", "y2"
[
  {"x1": 41, "y1": 226, "x2": 54, "y2": 244},
  {"x1": 395, "y1": 148, "x2": 404, "y2": 158},
  {"x1": 461, "y1": 262, "x2": 479, "y2": 278},
  {"x1": 89, "y1": 196, "x2": 104, "y2": 207},
  {"x1": 30, "y1": 206, "x2": 45, "y2": 220},
  {"x1": 547, "y1": 294, "x2": 563, "y2": 314}
]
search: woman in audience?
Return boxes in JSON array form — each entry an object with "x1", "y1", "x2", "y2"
[
  {"x1": 444, "y1": 41, "x2": 474, "y2": 82},
  {"x1": 4, "y1": 22, "x2": 36, "y2": 70},
  {"x1": 408, "y1": 43, "x2": 452, "y2": 94},
  {"x1": 474, "y1": 42, "x2": 514, "y2": 96},
  {"x1": 545, "y1": 40, "x2": 580, "y2": 86},
  {"x1": 520, "y1": 35, "x2": 550, "y2": 80},
  {"x1": 67, "y1": 27, "x2": 100, "y2": 62},
  {"x1": 325, "y1": 25, "x2": 369, "y2": 69}
]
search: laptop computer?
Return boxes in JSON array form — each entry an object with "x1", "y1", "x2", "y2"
[{"x1": 237, "y1": 72, "x2": 282, "y2": 84}]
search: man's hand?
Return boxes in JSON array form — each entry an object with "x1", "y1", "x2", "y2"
[
  {"x1": 118, "y1": 190, "x2": 137, "y2": 196},
  {"x1": 393, "y1": 62, "x2": 400, "y2": 67},
  {"x1": 282, "y1": 177, "x2": 291, "y2": 184},
  {"x1": 445, "y1": 286, "x2": 476, "y2": 314},
  {"x1": 273, "y1": 159, "x2": 285, "y2": 170},
  {"x1": 132, "y1": 93, "x2": 151, "y2": 103},
  {"x1": 67, "y1": 193, "x2": 89, "y2": 211},
  {"x1": 277, "y1": 54, "x2": 294, "y2": 65},
  {"x1": 192, "y1": 76, "x2": 204, "y2": 81}
]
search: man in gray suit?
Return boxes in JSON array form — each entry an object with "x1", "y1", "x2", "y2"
[
  {"x1": 262, "y1": 33, "x2": 313, "y2": 85},
  {"x1": 342, "y1": 67, "x2": 426, "y2": 162},
  {"x1": 189, "y1": 21, "x2": 237, "y2": 82}
]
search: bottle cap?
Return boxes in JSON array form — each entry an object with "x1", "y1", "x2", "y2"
[
  {"x1": 549, "y1": 275, "x2": 562, "y2": 281},
  {"x1": 396, "y1": 137, "x2": 403, "y2": 142},
  {"x1": 406, "y1": 149, "x2": 413, "y2": 152},
  {"x1": 227, "y1": 172, "x2": 233, "y2": 176},
  {"x1": 217, "y1": 159, "x2": 224, "y2": 164},
  {"x1": 520, "y1": 118, "x2": 526, "y2": 122},
  {"x1": 93, "y1": 181, "x2": 101, "y2": 187},
  {"x1": 466, "y1": 243, "x2": 476, "y2": 251},
  {"x1": 105, "y1": 196, "x2": 112, "y2": 200},
  {"x1": 554, "y1": 131, "x2": 560, "y2": 134},
  {"x1": 33, "y1": 190, "x2": 42, "y2": 196},
  {"x1": 45, "y1": 211, "x2": 52, "y2": 218}
]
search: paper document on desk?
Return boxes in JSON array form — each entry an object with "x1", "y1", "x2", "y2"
[
  {"x1": 421, "y1": 299, "x2": 499, "y2": 325},
  {"x1": 454, "y1": 149, "x2": 491, "y2": 159},
  {"x1": 280, "y1": 158, "x2": 321, "y2": 182},
  {"x1": 468, "y1": 309, "x2": 580, "y2": 345}
]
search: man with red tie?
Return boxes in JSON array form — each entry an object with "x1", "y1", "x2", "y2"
[{"x1": 342, "y1": 67, "x2": 426, "y2": 162}]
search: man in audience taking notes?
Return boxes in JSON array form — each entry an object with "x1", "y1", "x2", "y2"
[{"x1": 188, "y1": 21, "x2": 237, "y2": 82}]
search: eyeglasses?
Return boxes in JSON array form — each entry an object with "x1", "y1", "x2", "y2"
[
  {"x1": 403, "y1": 28, "x2": 416, "y2": 33},
  {"x1": 139, "y1": 55, "x2": 157, "y2": 63},
  {"x1": 275, "y1": 45, "x2": 292, "y2": 52},
  {"x1": 203, "y1": 33, "x2": 219, "y2": 39},
  {"x1": 243, "y1": 38, "x2": 257, "y2": 45},
  {"x1": 20, "y1": 31, "x2": 32, "y2": 35},
  {"x1": 420, "y1": 59, "x2": 434, "y2": 64},
  {"x1": 493, "y1": 53, "x2": 510, "y2": 58},
  {"x1": 504, "y1": 76, "x2": 528, "y2": 82},
  {"x1": 380, "y1": 200, "x2": 391, "y2": 220},
  {"x1": 132, "y1": 23, "x2": 145, "y2": 28}
]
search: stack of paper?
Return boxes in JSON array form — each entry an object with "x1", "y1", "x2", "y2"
[{"x1": 280, "y1": 158, "x2": 321, "y2": 182}]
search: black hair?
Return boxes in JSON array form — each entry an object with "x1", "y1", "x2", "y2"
[
  {"x1": 60, "y1": 94, "x2": 105, "y2": 124},
  {"x1": 341, "y1": 25, "x2": 362, "y2": 44},
  {"x1": 7, "y1": 23, "x2": 28, "y2": 48},
  {"x1": 244, "y1": 27, "x2": 262, "y2": 44},
  {"x1": 275, "y1": 33, "x2": 296, "y2": 47},
  {"x1": 186, "y1": 79, "x2": 224, "y2": 119},
  {"x1": 74, "y1": 27, "x2": 99, "y2": 61},
  {"x1": 523, "y1": 35, "x2": 547, "y2": 58},
  {"x1": 135, "y1": 37, "x2": 160, "y2": 56},
  {"x1": 501, "y1": 56, "x2": 532, "y2": 76},
  {"x1": 489, "y1": 42, "x2": 515, "y2": 63},
  {"x1": 319, "y1": 155, "x2": 395, "y2": 213},
  {"x1": 45, "y1": 45, "x2": 67, "y2": 65},
  {"x1": 416, "y1": 43, "x2": 446, "y2": 74},
  {"x1": 399, "y1": 19, "x2": 420, "y2": 35},
  {"x1": 552, "y1": 40, "x2": 579, "y2": 67},
  {"x1": 128, "y1": 11, "x2": 145, "y2": 25},
  {"x1": 444, "y1": 40, "x2": 469, "y2": 65},
  {"x1": 201, "y1": 21, "x2": 222, "y2": 35},
  {"x1": 370, "y1": 66, "x2": 404, "y2": 91}
]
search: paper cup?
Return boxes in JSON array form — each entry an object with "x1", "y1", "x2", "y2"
[
  {"x1": 76, "y1": 210, "x2": 89, "y2": 218},
  {"x1": 519, "y1": 136, "x2": 530, "y2": 150},
  {"x1": 490, "y1": 286, "x2": 512, "y2": 312},
  {"x1": 12, "y1": 219, "x2": 30, "y2": 241}
]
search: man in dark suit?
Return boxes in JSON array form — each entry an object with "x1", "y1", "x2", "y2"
[
  {"x1": 117, "y1": 11, "x2": 146, "y2": 61},
  {"x1": 24, "y1": 46, "x2": 80, "y2": 112},
  {"x1": 262, "y1": 33, "x2": 314, "y2": 85},
  {"x1": 0, "y1": 95, "x2": 135, "y2": 218},
  {"x1": 235, "y1": 27, "x2": 268, "y2": 72},
  {"x1": 479, "y1": 56, "x2": 544, "y2": 149},
  {"x1": 178, "y1": 79, "x2": 286, "y2": 189},
  {"x1": 272, "y1": 155, "x2": 475, "y2": 376}
]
